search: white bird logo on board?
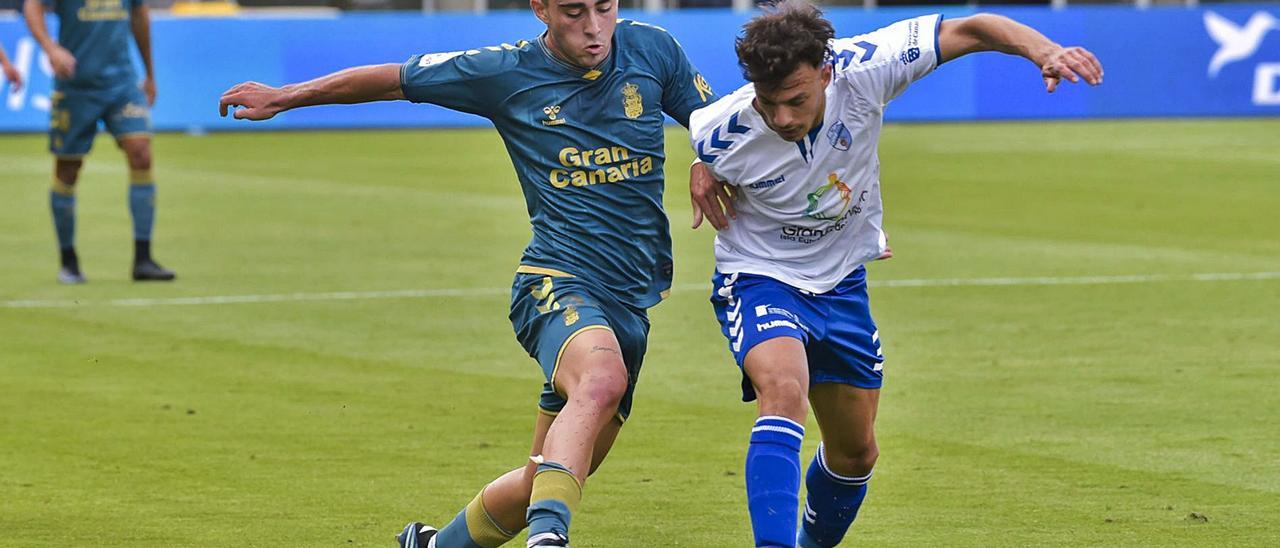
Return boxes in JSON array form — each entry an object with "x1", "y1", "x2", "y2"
[{"x1": 1204, "y1": 11, "x2": 1279, "y2": 78}]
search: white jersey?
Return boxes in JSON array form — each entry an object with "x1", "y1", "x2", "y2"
[{"x1": 690, "y1": 15, "x2": 942, "y2": 293}]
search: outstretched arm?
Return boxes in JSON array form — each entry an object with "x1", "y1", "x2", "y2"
[
  {"x1": 218, "y1": 64, "x2": 404, "y2": 121},
  {"x1": 0, "y1": 44, "x2": 21, "y2": 92},
  {"x1": 938, "y1": 14, "x2": 1103, "y2": 93}
]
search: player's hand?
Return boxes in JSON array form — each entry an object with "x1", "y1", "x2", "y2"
[
  {"x1": 219, "y1": 81, "x2": 288, "y2": 121},
  {"x1": 1041, "y1": 46, "x2": 1102, "y2": 93},
  {"x1": 141, "y1": 76, "x2": 156, "y2": 106},
  {"x1": 690, "y1": 161, "x2": 735, "y2": 230},
  {"x1": 2, "y1": 63, "x2": 20, "y2": 92},
  {"x1": 47, "y1": 45, "x2": 76, "y2": 80},
  {"x1": 874, "y1": 232, "x2": 893, "y2": 260}
]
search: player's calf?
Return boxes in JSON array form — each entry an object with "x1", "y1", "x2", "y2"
[
  {"x1": 50, "y1": 160, "x2": 84, "y2": 283},
  {"x1": 115, "y1": 137, "x2": 174, "y2": 281},
  {"x1": 741, "y1": 337, "x2": 810, "y2": 547},
  {"x1": 798, "y1": 442, "x2": 875, "y2": 548},
  {"x1": 524, "y1": 380, "x2": 624, "y2": 547},
  {"x1": 524, "y1": 331, "x2": 628, "y2": 548}
]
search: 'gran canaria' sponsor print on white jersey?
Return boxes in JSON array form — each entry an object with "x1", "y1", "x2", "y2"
[{"x1": 691, "y1": 15, "x2": 942, "y2": 293}]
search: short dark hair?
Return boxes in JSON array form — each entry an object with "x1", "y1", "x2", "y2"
[{"x1": 735, "y1": 0, "x2": 834, "y2": 90}]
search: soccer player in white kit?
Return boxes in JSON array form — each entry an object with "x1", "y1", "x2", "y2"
[{"x1": 687, "y1": 2, "x2": 1103, "y2": 546}]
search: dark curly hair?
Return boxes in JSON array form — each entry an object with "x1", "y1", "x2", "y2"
[{"x1": 735, "y1": 0, "x2": 834, "y2": 90}]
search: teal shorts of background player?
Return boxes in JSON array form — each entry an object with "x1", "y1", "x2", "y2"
[
  {"x1": 49, "y1": 84, "x2": 152, "y2": 157},
  {"x1": 41, "y1": 0, "x2": 150, "y2": 157},
  {"x1": 509, "y1": 272, "x2": 651, "y2": 423}
]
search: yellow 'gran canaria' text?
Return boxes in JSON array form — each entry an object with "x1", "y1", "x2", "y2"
[{"x1": 550, "y1": 146, "x2": 655, "y2": 189}]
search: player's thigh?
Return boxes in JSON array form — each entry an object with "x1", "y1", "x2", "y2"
[
  {"x1": 104, "y1": 85, "x2": 152, "y2": 152},
  {"x1": 710, "y1": 271, "x2": 818, "y2": 404},
  {"x1": 552, "y1": 327, "x2": 628, "y2": 401},
  {"x1": 809, "y1": 383, "x2": 880, "y2": 474},
  {"x1": 742, "y1": 336, "x2": 810, "y2": 419},
  {"x1": 510, "y1": 273, "x2": 644, "y2": 421},
  {"x1": 48, "y1": 89, "x2": 105, "y2": 160}
]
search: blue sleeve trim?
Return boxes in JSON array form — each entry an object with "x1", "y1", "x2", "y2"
[{"x1": 934, "y1": 14, "x2": 944, "y2": 68}]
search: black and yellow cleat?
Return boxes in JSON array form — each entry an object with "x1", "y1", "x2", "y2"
[
  {"x1": 132, "y1": 259, "x2": 176, "y2": 282},
  {"x1": 396, "y1": 522, "x2": 438, "y2": 548}
]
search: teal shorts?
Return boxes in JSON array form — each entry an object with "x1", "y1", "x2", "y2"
[
  {"x1": 49, "y1": 84, "x2": 151, "y2": 157},
  {"x1": 508, "y1": 268, "x2": 651, "y2": 423}
]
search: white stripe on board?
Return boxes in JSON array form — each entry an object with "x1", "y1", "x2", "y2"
[{"x1": 3, "y1": 271, "x2": 1277, "y2": 309}]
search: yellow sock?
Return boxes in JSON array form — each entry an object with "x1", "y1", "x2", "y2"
[{"x1": 463, "y1": 489, "x2": 517, "y2": 547}]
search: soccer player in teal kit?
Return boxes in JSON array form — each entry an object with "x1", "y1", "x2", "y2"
[
  {"x1": 24, "y1": 0, "x2": 174, "y2": 283},
  {"x1": 218, "y1": 0, "x2": 715, "y2": 546}
]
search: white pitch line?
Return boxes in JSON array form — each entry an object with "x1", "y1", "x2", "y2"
[
  {"x1": 867, "y1": 271, "x2": 1280, "y2": 288},
  {"x1": 3, "y1": 272, "x2": 1278, "y2": 309},
  {"x1": 0, "y1": 287, "x2": 500, "y2": 309}
]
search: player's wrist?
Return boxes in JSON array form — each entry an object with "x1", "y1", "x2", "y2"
[
  {"x1": 276, "y1": 84, "x2": 304, "y2": 112},
  {"x1": 1030, "y1": 43, "x2": 1063, "y2": 68}
]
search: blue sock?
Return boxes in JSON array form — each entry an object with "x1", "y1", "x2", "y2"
[
  {"x1": 49, "y1": 189, "x2": 76, "y2": 250},
  {"x1": 797, "y1": 443, "x2": 871, "y2": 548},
  {"x1": 434, "y1": 488, "x2": 517, "y2": 548},
  {"x1": 128, "y1": 181, "x2": 156, "y2": 242},
  {"x1": 435, "y1": 507, "x2": 481, "y2": 548},
  {"x1": 746, "y1": 416, "x2": 804, "y2": 547},
  {"x1": 526, "y1": 461, "x2": 580, "y2": 545}
]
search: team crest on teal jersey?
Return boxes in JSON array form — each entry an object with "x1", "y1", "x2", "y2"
[{"x1": 623, "y1": 83, "x2": 643, "y2": 119}]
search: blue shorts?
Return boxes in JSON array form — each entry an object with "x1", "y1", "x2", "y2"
[
  {"x1": 49, "y1": 84, "x2": 152, "y2": 157},
  {"x1": 710, "y1": 267, "x2": 884, "y2": 402},
  {"x1": 509, "y1": 269, "x2": 650, "y2": 423}
]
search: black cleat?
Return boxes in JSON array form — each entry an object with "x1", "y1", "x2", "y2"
[
  {"x1": 132, "y1": 259, "x2": 176, "y2": 282},
  {"x1": 527, "y1": 532, "x2": 569, "y2": 548},
  {"x1": 396, "y1": 522, "x2": 438, "y2": 548}
]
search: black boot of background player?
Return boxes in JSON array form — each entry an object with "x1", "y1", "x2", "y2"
[{"x1": 132, "y1": 240, "x2": 175, "y2": 282}]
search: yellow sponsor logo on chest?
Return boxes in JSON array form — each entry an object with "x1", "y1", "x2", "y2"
[
  {"x1": 549, "y1": 145, "x2": 655, "y2": 189},
  {"x1": 78, "y1": 0, "x2": 128, "y2": 21}
]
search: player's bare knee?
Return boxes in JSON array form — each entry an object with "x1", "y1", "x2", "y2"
[
  {"x1": 55, "y1": 159, "x2": 82, "y2": 186},
  {"x1": 753, "y1": 373, "x2": 809, "y2": 419},
  {"x1": 125, "y1": 145, "x2": 152, "y2": 170},
  {"x1": 575, "y1": 373, "x2": 626, "y2": 413},
  {"x1": 825, "y1": 440, "x2": 878, "y2": 477}
]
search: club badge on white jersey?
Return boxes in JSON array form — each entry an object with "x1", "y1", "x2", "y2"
[{"x1": 690, "y1": 15, "x2": 942, "y2": 293}]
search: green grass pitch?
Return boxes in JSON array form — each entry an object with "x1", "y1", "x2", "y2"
[{"x1": 1, "y1": 119, "x2": 1278, "y2": 546}]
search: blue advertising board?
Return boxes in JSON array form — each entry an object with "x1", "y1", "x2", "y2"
[{"x1": 1, "y1": 5, "x2": 1278, "y2": 132}]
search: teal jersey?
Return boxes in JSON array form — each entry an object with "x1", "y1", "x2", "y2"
[
  {"x1": 42, "y1": 0, "x2": 140, "y2": 90},
  {"x1": 401, "y1": 20, "x2": 716, "y2": 309}
]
